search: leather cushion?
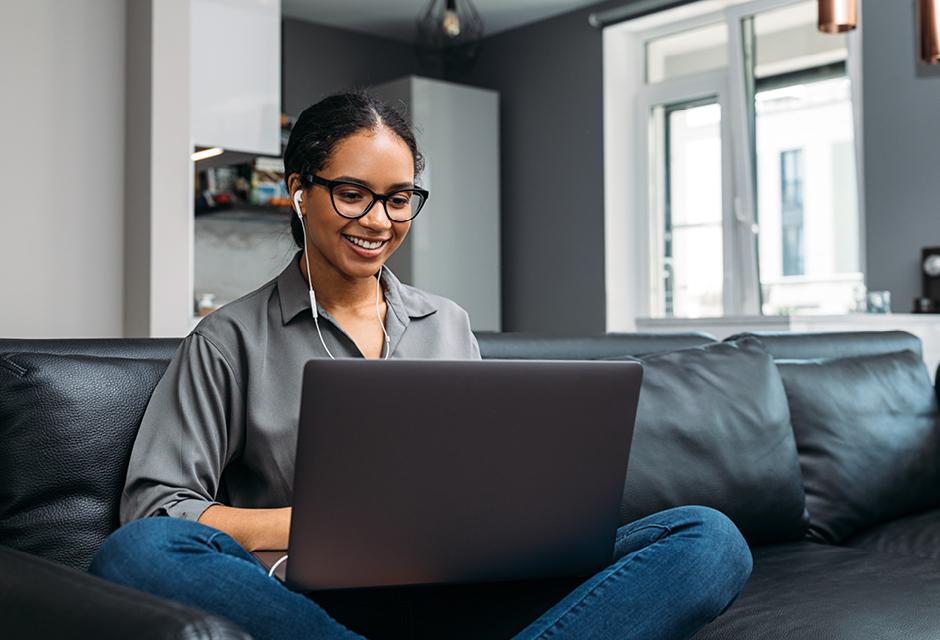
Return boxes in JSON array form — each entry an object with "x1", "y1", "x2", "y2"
[
  {"x1": 843, "y1": 507, "x2": 940, "y2": 561},
  {"x1": 777, "y1": 350, "x2": 940, "y2": 544},
  {"x1": 619, "y1": 338, "x2": 807, "y2": 545},
  {"x1": 694, "y1": 542, "x2": 940, "y2": 639},
  {"x1": 0, "y1": 352, "x2": 169, "y2": 570}
]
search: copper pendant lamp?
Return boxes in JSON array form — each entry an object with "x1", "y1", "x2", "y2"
[
  {"x1": 817, "y1": 0, "x2": 858, "y2": 34},
  {"x1": 921, "y1": 0, "x2": 940, "y2": 64}
]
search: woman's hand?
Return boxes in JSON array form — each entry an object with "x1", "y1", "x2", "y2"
[{"x1": 198, "y1": 505, "x2": 292, "y2": 552}]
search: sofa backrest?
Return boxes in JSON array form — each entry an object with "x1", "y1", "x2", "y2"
[
  {"x1": 0, "y1": 338, "x2": 182, "y2": 360},
  {"x1": 474, "y1": 332, "x2": 716, "y2": 360},
  {"x1": 0, "y1": 333, "x2": 718, "y2": 363},
  {"x1": 725, "y1": 331, "x2": 923, "y2": 360}
]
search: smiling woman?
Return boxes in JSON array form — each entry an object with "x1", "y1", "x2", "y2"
[
  {"x1": 88, "y1": 91, "x2": 751, "y2": 640},
  {"x1": 282, "y1": 93, "x2": 432, "y2": 359}
]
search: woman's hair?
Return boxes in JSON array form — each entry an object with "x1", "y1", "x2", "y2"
[{"x1": 283, "y1": 90, "x2": 425, "y2": 249}]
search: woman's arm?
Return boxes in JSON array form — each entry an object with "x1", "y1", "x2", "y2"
[
  {"x1": 198, "y1": 505, "x2": 292, "y2": 552},
  {"x1": 121, "y1": 332, "x2": 245, "y2": 526}
]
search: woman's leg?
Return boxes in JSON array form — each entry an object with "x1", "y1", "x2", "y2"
[
  {"x1": 89, "y1": 517, "x2": 363, "y2": 640},
  {"x1": 513, "y1": 506, "x2": 752, "y2": 640}
]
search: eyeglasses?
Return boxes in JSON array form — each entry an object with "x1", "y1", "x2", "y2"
[{"x1": 302, "y1": 174, "x2": 429, "y2": 222}]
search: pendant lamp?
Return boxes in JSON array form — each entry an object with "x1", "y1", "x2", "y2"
[
  {"x1": 416, "y1": 0, "x2": 484, "y2": 73},
  {"x1": 817, "y1": 0, "x2": 857, "y2": 34},
  {"x1": 921, "y1": 0, "x2": 940, "y2": 64}
]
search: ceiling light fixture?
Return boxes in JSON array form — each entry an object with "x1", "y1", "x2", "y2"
[
  {"x1": 817, "y1": 0, "x2": 857, "y2": 34},
  {"x1": 417, "y1": 0, "x2": 484, "y2": 74},
  {"x1": 920, "y1": 0, "x2": 940, "y2": 64}
]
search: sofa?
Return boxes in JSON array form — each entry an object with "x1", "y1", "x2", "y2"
[{"x1": 2, "y1": 330, "x2": 940, "y2": 639}]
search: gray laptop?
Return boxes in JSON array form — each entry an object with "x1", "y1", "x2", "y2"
[{"x1": 261, "y1": 358, "x2": 642, "y2": 591}]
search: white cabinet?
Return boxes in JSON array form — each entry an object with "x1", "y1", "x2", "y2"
[
  {"x1": 190, "y1": 0, "x2": 280, "y2": 155},
  {"x1": 373, "y1": 76, "x2": 502, "y2": 332}
]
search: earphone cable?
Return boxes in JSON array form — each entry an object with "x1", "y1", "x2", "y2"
[{"x1": 297, "y1": 203, "x2": 389, "y2": 360}]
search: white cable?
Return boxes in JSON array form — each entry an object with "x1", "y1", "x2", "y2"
[
  {"x1": 297, "y1": 213, "x2": 389, "y2": 360},
  {"x1": 376, "y1": 264, "x2": 391, "y2": 360},
  {"x1": 268, "y1": 553, "x2": 289, "y2": 578},
  {"x1": 299, "y1": 215, "x2": 336, "y2": 359}
]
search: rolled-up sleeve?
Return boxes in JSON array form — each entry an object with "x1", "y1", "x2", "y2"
[{"x1": 120, "y1": 331, "x2": 245, "y2": 524}]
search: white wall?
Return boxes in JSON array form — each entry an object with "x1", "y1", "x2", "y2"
[{"x1": 0, "y1": 0, "x2": 126, "y2": 337}]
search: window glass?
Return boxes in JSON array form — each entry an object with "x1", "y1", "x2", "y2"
[
  {"x1": 650, "y1": 100, "x2": 724, "y2": 318},
  {"x1": 752, "y1": 1, "x2": 861, "y2": 315}
]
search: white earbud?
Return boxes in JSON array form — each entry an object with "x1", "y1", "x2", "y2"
[{"x1": 293, "y1": 191, "x2": 303, "y2": 218}]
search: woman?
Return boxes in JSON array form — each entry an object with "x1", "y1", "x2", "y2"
[{"x1": 91, "y1": 92, "x2": 752, "y2": 639}]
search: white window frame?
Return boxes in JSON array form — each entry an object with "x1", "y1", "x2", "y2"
[
  {"x1": 635, "y1": 71, "x2": 735, "y2": 318},
  {"x1": 603, "y1": 0, "x2": 865, "y2": 329}
]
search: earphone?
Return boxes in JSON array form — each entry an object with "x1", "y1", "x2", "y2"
[{"x1": 293, "y1": 190, "x2": 390, "y2": 360}]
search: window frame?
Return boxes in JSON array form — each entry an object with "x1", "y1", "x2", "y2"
[
  {"x1": 614, "y1": 0, "x2": 865, "y2": 323},
  {"x1": 635, "y1": 71, "x2": 734, "y2": 318}
]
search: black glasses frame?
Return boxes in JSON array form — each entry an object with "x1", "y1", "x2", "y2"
[{"x1": 301, "y1": 174, "x2": 430, "y2": 222}]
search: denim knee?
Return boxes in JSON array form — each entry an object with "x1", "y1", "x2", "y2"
[
  {"x1": 89, "y1": 517, "x2": 218, "y2": 584},
  {"x1": 678, "y1": 506, "x2": 753, "y2": 611}
]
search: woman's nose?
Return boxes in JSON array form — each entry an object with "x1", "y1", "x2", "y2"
[{"x1": 359, "y1": 203, "x2": 393, "y2": 230}]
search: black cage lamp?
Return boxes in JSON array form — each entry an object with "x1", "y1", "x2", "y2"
[{"x1": 417, "y1": 0, "x2": 484, "y2": 73}]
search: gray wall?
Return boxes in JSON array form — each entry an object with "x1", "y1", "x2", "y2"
[
  {"x1": 452, "y1": 1, "x2": 625, "y2": 333},
  {"x1": 282, "y1": 18, "x2": 438, "y2": 116},
  {"x1": 0, "y1": 0, "x2": 126, "y2": 337},
  {"x1": 862, "y1": 0, "x2": 940, "y2": 310}
]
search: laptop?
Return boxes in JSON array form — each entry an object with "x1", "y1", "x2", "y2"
[{"x1": 257, "y1": 358, "x2": 643, "y2": 591}]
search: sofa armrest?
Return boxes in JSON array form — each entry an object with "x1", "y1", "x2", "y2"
[{"x1": 0, "y1": 545, "x2": 251, "y2": 639}]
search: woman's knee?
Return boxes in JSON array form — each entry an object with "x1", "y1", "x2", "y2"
[
  {"x1": 676, "y1": 506, "x2": 753, "y2": 611},
  {"x1": 89, "y1": 517, "x2": 219, "y2": 584}
]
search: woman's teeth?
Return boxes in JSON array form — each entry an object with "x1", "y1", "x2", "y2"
[{"x1": 344, "y1": 235, "x2": 386, "y2": 250}]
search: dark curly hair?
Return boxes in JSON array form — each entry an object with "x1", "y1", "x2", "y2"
[{"x1": 283, "y1": 90, "x2": 425, "y2": 248}]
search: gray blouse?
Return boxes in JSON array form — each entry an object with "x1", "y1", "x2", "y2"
[{"x1": 120, "y1": 252, "x2": 481, "y2": 524}]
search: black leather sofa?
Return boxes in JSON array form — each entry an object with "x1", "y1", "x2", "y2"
[{"x1": 2, "y1": 330, "x2": 940, "y2": 639}]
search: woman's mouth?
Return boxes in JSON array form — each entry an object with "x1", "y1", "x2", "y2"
[{"x1": 343, "y1": 234, "x2": 388, "y2": 257}]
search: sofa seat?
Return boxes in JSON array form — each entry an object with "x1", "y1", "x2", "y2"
[
  {"x1": 843, "y1": 507, "x2": 940, "y2": 561},
  {"x1": 695, "y1": 542, "x2": 940, "y2": 639}
]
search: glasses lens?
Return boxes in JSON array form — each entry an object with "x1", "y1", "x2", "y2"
[
  {"x1": 386, "y1": 190, "x2": 427, "y2": 221},
  {"x1": 330, "y1": 183, "x2": 373, "y2": 218}
]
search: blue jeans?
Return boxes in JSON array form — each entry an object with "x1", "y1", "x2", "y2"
[{"x1": 90, "y1": 506, "x2": 751, "y2": 640}]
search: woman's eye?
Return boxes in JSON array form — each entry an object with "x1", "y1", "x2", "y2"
[
  {"x1": 389, "y1": 195, "x2": 411, "y2": 208},
  {"x1": 338, "y1": 190, "x2": 364, "y2": 201}
]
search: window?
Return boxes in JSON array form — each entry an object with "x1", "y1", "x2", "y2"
[
  {"x1": 660, "y1": 100, "x2": 724, "y2": 318},
  {"x1": 626, "y1": 0, "x2": 863, "y2": 319}
]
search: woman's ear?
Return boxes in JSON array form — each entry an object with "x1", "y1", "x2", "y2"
[{"x1": 287, "y1": 172, "x2": 303, "y2": 197}]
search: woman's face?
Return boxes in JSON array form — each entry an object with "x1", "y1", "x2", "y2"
[{"x1": 295, "y1": 126, "x2": 415, "y2": 281}]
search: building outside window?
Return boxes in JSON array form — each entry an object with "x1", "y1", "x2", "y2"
[{"x1": 779, "y1": 148, "x2": 805, "y2": 278}]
